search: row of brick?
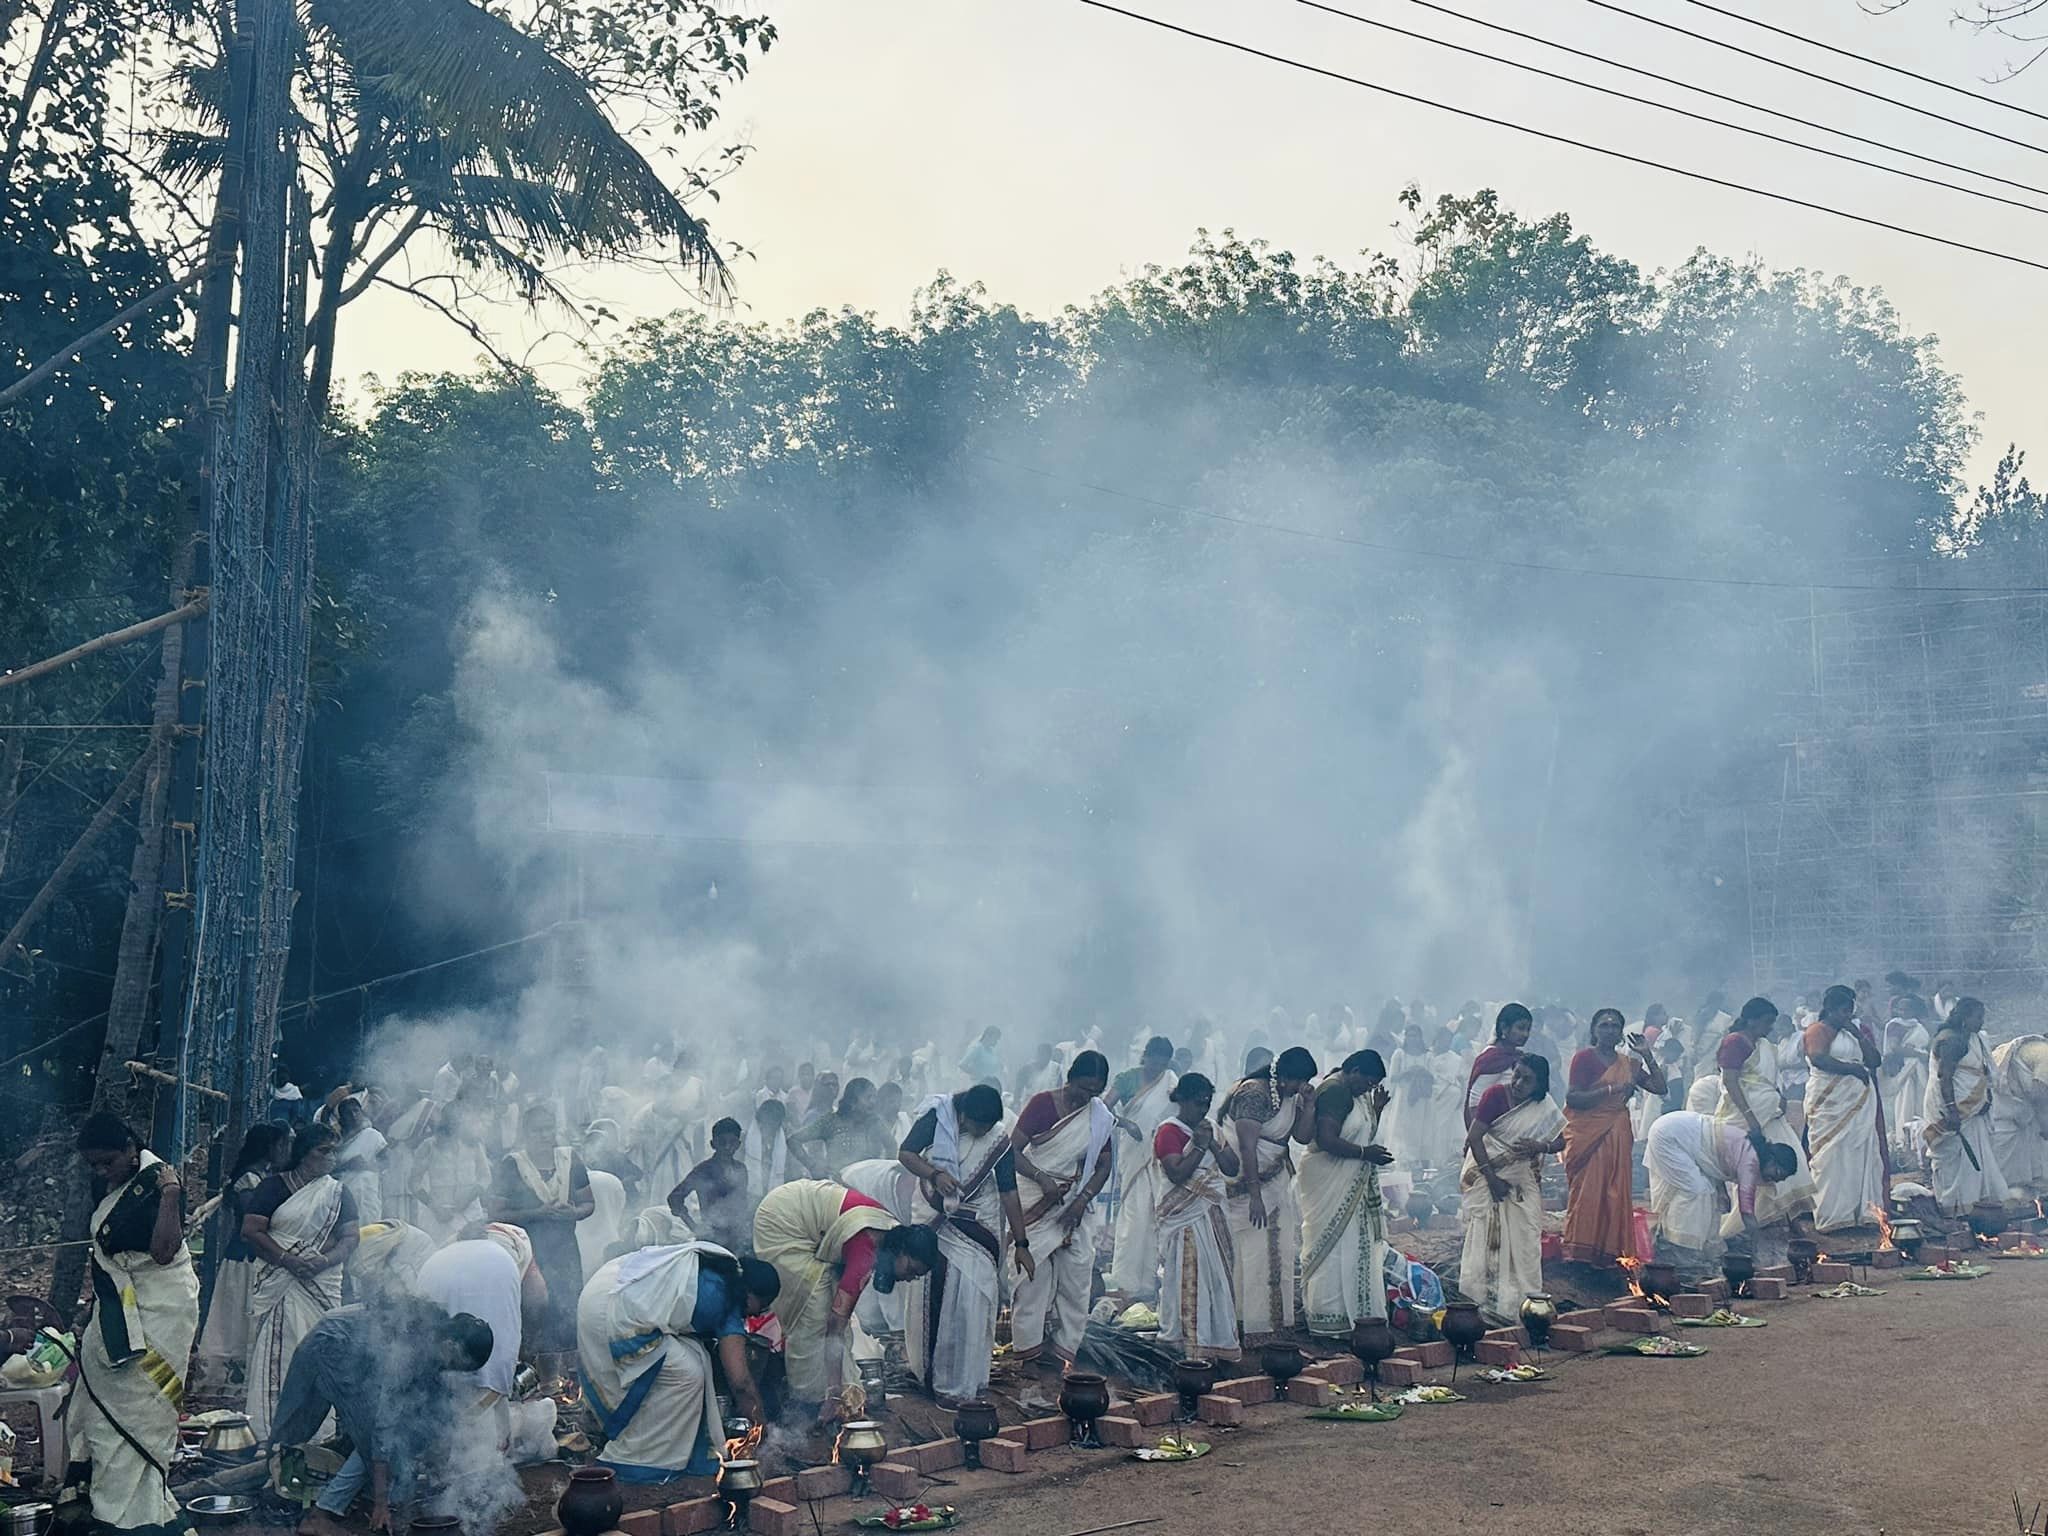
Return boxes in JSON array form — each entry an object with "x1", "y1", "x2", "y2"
[{"x1": 554, "y1": 1261, "x2": 1913, "y2": 1536}]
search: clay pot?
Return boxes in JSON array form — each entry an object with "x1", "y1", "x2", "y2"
[
  {"x1": 1720, "y1": 1252, "x2": 1755, "y2": 1294},
  {"x1": 1518, "y1": 1293, "x2": 1558, "y2": 1349},
  {"x1": 1439, "y1": 1300, "x2": 1487, "y2": 1359},
  {"x1": 1059, "y1": 1372, "x2": 1112, "y2": 1447},
  {"x1": 1172, "y1": 1357, "x2": 1218, "y2": 1419},
  {"x1": 1406, "y1": 1190, "x2": 1436, "y2": 1226},
  {"x1": 1347, "y1": 1315, "x2": 1396, "y2": 1373},
  {"x1": 1639, "y1": 1261, "x2": 1680, "y2": 1303},
  {"x1": 557, "y1": 1466, "x2": 624, "y2": 1536},
  {"x1": 1258, "y1": 1342, "x2": 1306, "y2": 1395},
  {"x1": 954, "y1": 1401, "x2": 1000, "y2": 1469},
  {"x1": 408, "y1": 1519, "x2": 461, "y2": 1536},
  {"x1": 1786, "y1": 1236, "x2": 1819, "y2": 1284},
  {"x1": 1969, "y1": 1201, "x2": 2009, "y2": 1240}
]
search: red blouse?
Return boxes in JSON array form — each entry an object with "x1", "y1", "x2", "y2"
[{"x1": 836, "y1": 1189, "x2": 885, "y2": 1298}]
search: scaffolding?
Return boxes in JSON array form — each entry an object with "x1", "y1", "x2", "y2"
[{"x1": 1745, "y1": 587, "x2": 2048, "y2": 1002}]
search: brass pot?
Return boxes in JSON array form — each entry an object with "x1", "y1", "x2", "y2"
[
  {"x1": 201, "y1": 1416, "x2": 257, "y2": 1456},
  {"x1": 1890, "y1": 1218, "x2": 1924, "y2": 1260},
  {"x1": 1518, "y1": 1293, "x2": 1558, "y2": 1349},
  {"x1": 717, "y1": 1460, "x2": 762, "y2": 1494},
  {"x1": 835, "y1": 1420, "x2": 888, "y2": 1472},
  {"x1": 1968, "y1": 1201, "x2": 2009, "y2": 1240}
]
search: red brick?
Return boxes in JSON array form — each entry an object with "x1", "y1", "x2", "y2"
[
  {"x1": 1097, "y1": 1415, "x2": 1146, "y2": 1449},
  {"x1": 1756, "y1": 1263, "x2": 1794, "y2": 1283},
  {"x1": 912, "y1": 1438, "x2": 963, "y2": 1472},
  {"x1": 1604, "y1": 1304, "x2": 1660, "y2": 1334},
  {"x1": 664, "y1": 1500, "x2": 721, "y2": 1536},
  {"x1": 1195, "y1": 1393, "x2": 1244, "y2": 1426},
  {"x1": 2002, "y1": 1232, "x2": 2029, "y2": 1250},
  {"x1": 1378, "y1": 1358, "x2": 1427, "y2": 1387},
  {"x1": 1556, "y1": 1308, "x2": 1606, "y2": 1329},
  {"x1": 1474, "y1": 1339, "x2": 1522, "y2": 1367},
  {"x1": 749, "y1": 1499, "x2": 800, "y2": 1536},
  {"x1": 981, "y1": 1438, "x2": 1028, "y2": 1473},
  {"x1": 794, "y1": 1465, "x2": 852, "y2": 1500},
  {"x1": 868, "y1": 1462, "x2": 923, "y2": 1502},
  {"x1": 757, "y1": 1478, "x2": 796, "y2": 1505},
  {"x1": 1484, "y1": 1325, "x2": 1527, "y2": 1346},
  {"x1": 1020, "y1": 1415, "x2": 1069, "y2": 1451},
  {"x1": 1872, "y1": 1247, "x2": 1901, "y2": 1269},
  {"x1": 1287, "y1": 1377, "x2": 1341, "y2": 1407},
  {"x1": 1304, "y1": 1356, "x2": 1364, "y2": 1386},
  {"x1": 1810, "y1": 1261, "x2": 1852, "y2": 1286},
  {"x1": 1131, "y1": 1393, "x2": 1177, "y2": 1427},
  {"x1": 1698, "y1": 1278, "x2": 1731, "y2": 1303},
  {"x1": 1669, "y1": 1293, "x2": 1713, "y2": 1320},
  {"x1": 1214, "y1": 1374, "x2": 1273, "y2": 1405},
  {"x1": 620, "y1": 1511, "x2": 663, "y2": 1536},
  {"x1": 1549, "y1": 1325, "x2": 1599, "y2": 1353},
  {"x1": 1394, "y1": 1340, "x2": 1452, "y2": 1369},
  {"x1": 1749, "y1": 1277, "x2": 1787, "y2": 1301}
]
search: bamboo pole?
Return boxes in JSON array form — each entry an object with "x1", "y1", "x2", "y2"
[
  {"x1": 123, "y1": 1060, "x2": 229, "y2": 1103},
  {"x1": 0, "y1": 597, "x2": 208, "y2": 694},
  {"x1": 0, "y1": 266, "x2": 204, "y2": 410},
  {"x1": 0, "y1": 740, "x2": 158, "y2": 972}
]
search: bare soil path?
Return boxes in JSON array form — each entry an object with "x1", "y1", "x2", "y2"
[{"x1": 926, "y1": 1262, "x2": 2048, "y2": 1536}]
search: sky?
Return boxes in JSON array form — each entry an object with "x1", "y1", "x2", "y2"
[{"x1": 334, "y1": 0, "x2": 2047, "y2": 490}]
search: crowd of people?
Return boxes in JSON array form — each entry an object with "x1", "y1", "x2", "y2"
[{"x1": 45, "y1": 979, "x2": 2048, "y2": 1536}]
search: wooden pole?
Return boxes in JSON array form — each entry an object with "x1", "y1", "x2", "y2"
[
  {"x1": 0, "y1": 740, "x2": 159, "y2": 972},
  {"x1": 0, "y1": 266, "x2": 204, "y2": 410},
  {"x1": 0, "y1": 597, "x2": 208, "y2": 694}
]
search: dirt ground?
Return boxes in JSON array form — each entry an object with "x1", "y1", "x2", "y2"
[{"x1": 916, "y1": 1260, "x2": 2048, "y2": 1536}]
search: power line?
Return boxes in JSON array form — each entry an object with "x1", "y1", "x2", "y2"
[
  {"x1": 1073, "y1": 0, "x2": 2048, "y2": 273},
  {"x1": 1680, "y1": 0, "x2": 2048, "y2": 129},
  {"x1": 975, "y1": 452, "x2": 2048, "y2": 595},
  {"x1": 1581, "y1": 0, "x2": 2048, "y2": 159},
  {"x1": 1392, "y1": 0, "x2": 2048, "y2": 205},
  {"x1": 1295, "y1": 0, "x2": 2048, "y2": 218}
]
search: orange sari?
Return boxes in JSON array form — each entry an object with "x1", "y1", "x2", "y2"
[{"x1": 1560, "y1": 1051, "x2": 1636, "y2": 1266}]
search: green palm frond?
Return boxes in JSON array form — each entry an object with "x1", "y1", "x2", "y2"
[
  {"x1": 307, "y1": 0, "x2": 727, "y2": 292},
  {"x1": 153, "y1": 129, "x2": 227, "y2": 193}
]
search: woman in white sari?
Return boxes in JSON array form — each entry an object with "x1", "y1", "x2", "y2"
[
  {"x1": 896, "y1": 1085, "x2": 1034, "y2": 1406},
  {"x1": 1152, "y1": 1073, "x2": 1240, "y2": 1359},
  {"x1": 1380, "y1": 1029, "x2": 1436, "y2": 1169},
  {"x1": 71, "y1": 1116, "x2": 199, "y2": 1536},
  {"x1": 1924, "y1": 997, "x2": 2008, "y2": 1211},
  {"x1": 1299, "y1": 1052, "x2": 1394, "y2": 1338},
  {"x1": 1802, "y1": 985, "x2": 1887, "y2": 1234},
  {"x1": 328, "y1": 1093, "x2": 387, "y2": 1227},
  {"x1": 192, "y1": 1124, "x2": 287, "y2": 1391},
  {"x1": 576, "y1": 1244, "x2": 776, "y2": 1482},
  {"x1": 1220, "y1": 1048, "x2": 1317, "y2": 1345},
  {"x1": 1989, "y1": 1036, "x2": 2048, "y2": 1195},
  {"x1": 1458, "y1": 1057, "x2": 1566, "y2": 1319},
  {"x1": 1009, "y1": 1053, "x2": 1116, "y2": 1370},
  {"x1": 1106, "y1": 1036, "x2": 1177, "y2": 1297},
  {"x1": 243, "y1": 1123, "x2": 359, "y2": 1437},
  {"x1": 1711, "y1": 997, "x2": 1816, "y2": 1233}
]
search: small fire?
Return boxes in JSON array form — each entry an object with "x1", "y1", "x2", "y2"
[
  {"x1": 1615, "y1": 1256, "x2": 1668, "y2": 1311},
  {"x1": 723, "y1": 1423, "x2": 763, "y2": 1462},
  {"x1": 1617, "y1": 1255, "x2": 1645, "y2": 1299},
  {"x1": 1870, "y1": 1204, "x2": 1896, "y2": 1250}
]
